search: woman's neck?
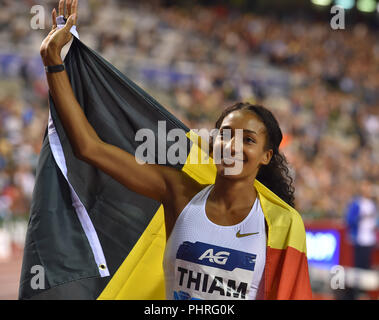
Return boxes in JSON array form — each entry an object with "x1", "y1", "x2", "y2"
[{"x1": 209, "y1": 174, "x2": 257, "y2": 210}]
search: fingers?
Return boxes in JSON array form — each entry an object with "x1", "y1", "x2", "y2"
[
  {"x1": 58, "y1": 0, "x2": 64, "y2": 17},
  {"x1": 56, "y1": 0, "x2": 78, "y2": 26},
  {"x1": 71, "y1": 0, "x2": 78, "y2": 24},
  {"x1": 66, "y1": 0, "x2": 72, "y2": 17},
  {"x1": 52, "y1": 8, "x2": 57, "y2": 29},
  {"x1": 64, "y1": 13, "x2": 76, "y2": 30}
]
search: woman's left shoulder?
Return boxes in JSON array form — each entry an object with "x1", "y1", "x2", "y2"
[{"x1": 256, "y1": 183, "x2": 306, "y2": 230}]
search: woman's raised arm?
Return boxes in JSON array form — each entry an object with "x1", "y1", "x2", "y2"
[{"x1": 39, "y1": 0, "x2": 190, "y2": 203}]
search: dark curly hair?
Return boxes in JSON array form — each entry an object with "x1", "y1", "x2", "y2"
[{"x1": 212, "y1": 102, "x2": 295, "y2": 207}]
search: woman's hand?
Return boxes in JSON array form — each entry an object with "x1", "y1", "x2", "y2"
[{"x1": 40, "y1": 0, "x2": 78, "y2": 66}]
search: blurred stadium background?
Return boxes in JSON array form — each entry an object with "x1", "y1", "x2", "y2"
[{"x1": 0, "y1": 0, "x2": 378, "y2": 299}]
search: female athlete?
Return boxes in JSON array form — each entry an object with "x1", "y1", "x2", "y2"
[{"x1": 39, "y1": 0, "x2": 312, "y2": 300}]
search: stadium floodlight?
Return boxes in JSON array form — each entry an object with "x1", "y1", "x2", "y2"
[
  {"x1": 334, "y1": 0, "x2": 356, "y2": 9},
  {"x1": 311, "y1": 0, "x2": 333, "y2": 6},
  {"x1": 357, "y1": 0, "x2": 377, "y2": 12}
]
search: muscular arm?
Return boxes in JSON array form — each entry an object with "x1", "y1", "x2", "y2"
[
  {"x1": 40, "y1": 1, "x2": 199, "y2": 208},
  {"x1": 35, "y1": 0, "x2": 206, "y2": 242},
  {"x1": 45, "y1": 55, "x2": 188, "y2": 202}
]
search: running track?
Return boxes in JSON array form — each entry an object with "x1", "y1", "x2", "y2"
[{"x1": 0, "y1": 250, "x2": 22, "y2": 300}]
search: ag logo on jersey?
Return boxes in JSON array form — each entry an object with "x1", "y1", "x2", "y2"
[
  {"x1": 177, "y1": 242, "x2": 256, "y2": 272},
  {"x1": 198, "y1": 249, "x2": 230, "y2": 265}
]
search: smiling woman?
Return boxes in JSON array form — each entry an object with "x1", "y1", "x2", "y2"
[
  {"x1": 163, "y1": 102, "x2": 310, "y2": 300},
  {"x1": 211, "y1": 102, "x2": 295, "y2": 207},
  {"x1": 35, "y1": 0, "x2": 311, "y2": 300}
]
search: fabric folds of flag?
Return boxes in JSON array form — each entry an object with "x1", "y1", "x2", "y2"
[
  {"x1": 18, "y1": 36, "x2": 192, "y2": 299},
  {"x1": 19, "y1": 36, "x2": 312, "y2": 300},
  {"x1": 254, "y1": 181, "x2": 312, "y2": 299}
]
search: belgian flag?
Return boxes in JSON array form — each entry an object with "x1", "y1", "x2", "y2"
[
  {"x1": 18, "y1": 35, "x2": 215, "y2": 299},
  {"x1": 19, "y1": 36, "x2": 312, "y2": 300}
]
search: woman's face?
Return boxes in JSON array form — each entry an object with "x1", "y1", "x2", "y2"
[{"x1": 212, "y1": 109, "x2": 273, "y2": 180}]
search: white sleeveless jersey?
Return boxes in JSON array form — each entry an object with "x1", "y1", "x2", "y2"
[{"x1": 163, "y1": 184, "x2": 266, "y2": 300}]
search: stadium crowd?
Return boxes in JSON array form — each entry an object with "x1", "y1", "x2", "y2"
[{"x1": 0, "y1": 0, "x2": 378, "y2": 223}]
